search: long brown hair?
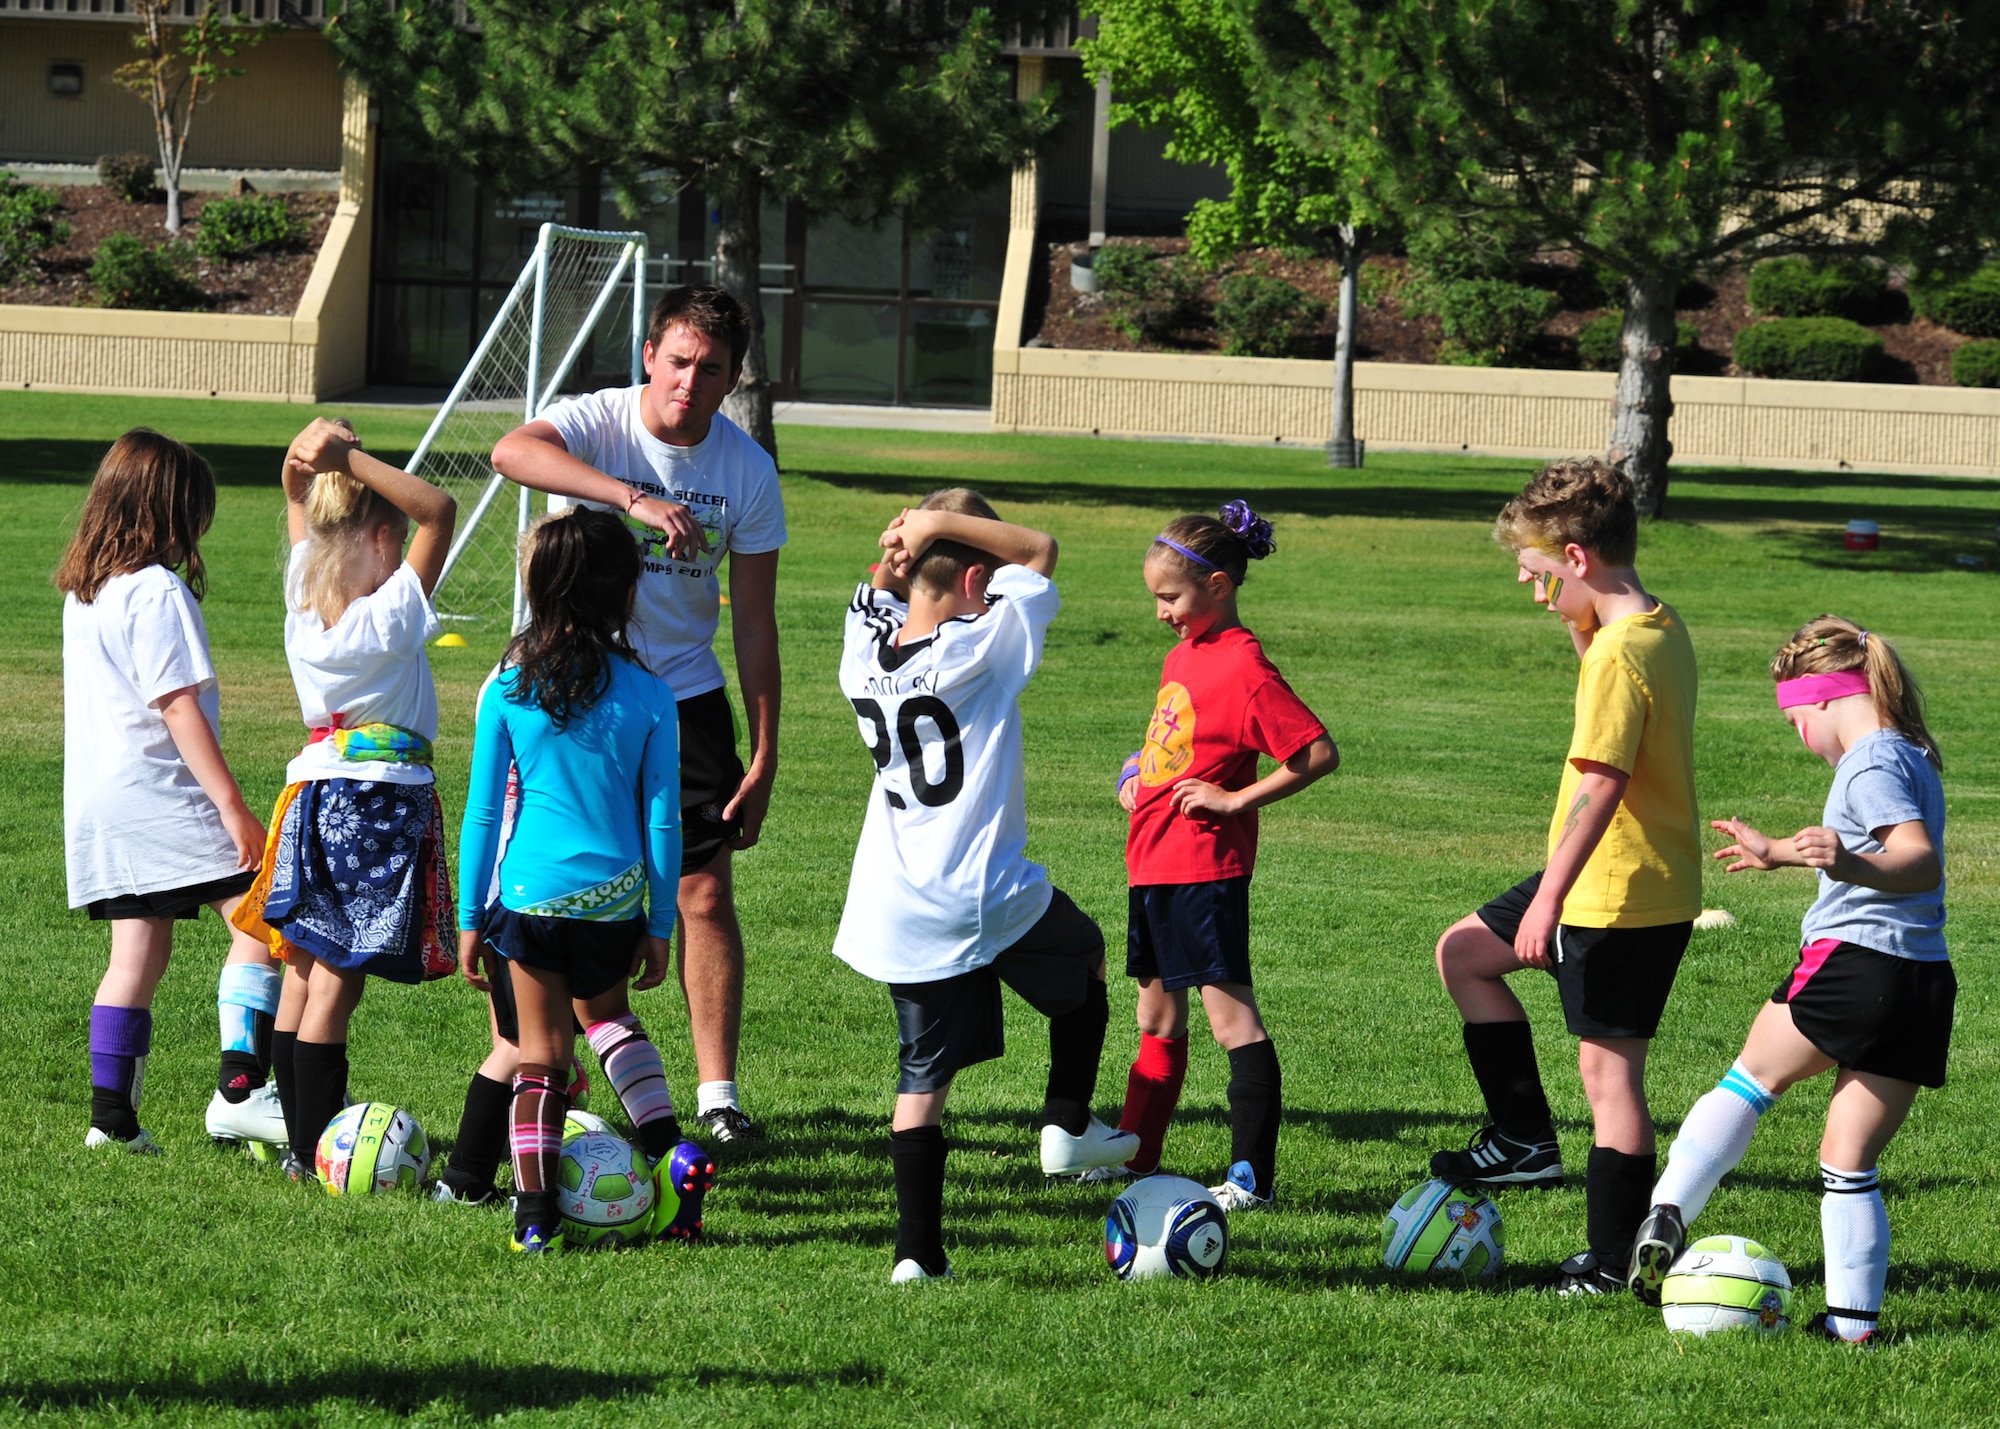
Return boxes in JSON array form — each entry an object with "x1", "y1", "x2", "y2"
[
  {"x1": 53, "y1": 429, "x2": 217, "y2": 603},
  {"x1": 1772, "y1": 615, "x2": 1942, "y2": 769},
  {"x1": 290, "y1": 470, "x2": 406, "y2": 628},
  {"x1": 503, "y1": 506, "x2": 643, "y2": 727}
]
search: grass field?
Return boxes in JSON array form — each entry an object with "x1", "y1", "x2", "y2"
[{"x1": 2, "y1": 390, "x2": 1995, "y2": 1426}]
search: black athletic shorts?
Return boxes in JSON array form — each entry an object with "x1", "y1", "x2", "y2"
[
  {"x1": 1476, "y1": 871, "x2": 1692, "y2": 1040},
  {"x1": 479, "y1": 903, "x2": 643, "y2": 1004},
  {"x1": 86, "y1": 869, "x2": 257, "y2": 922},
  {"x1": 1127, "y1": 877, "x2": 1253, "y2": 990},
  {"x1": 1772, "y1": 939, "x2": 1956, "y2": 1089},
  {"x1": 678, "y1": 686, "x2": 746, "y2": 876},
  {"x1": 889, "y1": 887, "x2": 1105, "y2": 1094}
]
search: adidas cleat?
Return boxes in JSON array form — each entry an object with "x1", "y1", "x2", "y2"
[
  {"x1": 205, "y1": 1085, "x2": 288, "y2": 1147},
  {"x1": 1209, "y1": 1160, "x2": 1272, "y2": 1213},
  {"x1": 1429, "y1": 1125, "x2": 1565, "y2": 1190},
  {"x1": 1626, "y1": 1203, "x2": 1687, "y2": 1306},
  {"x1": 700, "y1": 1106, "x2": 764, "y2": 1144},
  {"x1": 1535, "y1": 1250, "x2": 1622, "y2": 1296},
  {"x1": 510, "y1": 1224, "x2": 565, "y2": 1254}
]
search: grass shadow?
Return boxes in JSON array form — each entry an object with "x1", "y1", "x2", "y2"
[{"x1": 0, "y1": 1364, "x2": 667, "y2": 1416}]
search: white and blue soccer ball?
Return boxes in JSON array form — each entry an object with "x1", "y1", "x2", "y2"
[
  {"x1": 1660, "y1": 1235, "x2": 1793, "y2": 1336},
  {"x1": 563, "y1": 1107, "x2": 613, "y2": 1140},
  {"x1": 315, "y1": 1102, "x2": 430, "y2": 1196},
  {"x1": 1380, "y1": 1179, "x2": 1505, "y2": 1280},
  {"x1": 1104, "y1": 1175, "x2": 1229, "y2": 1281},
  {"x1": 557, "y1": 1129, "x2": 656, "y2": 1251}
]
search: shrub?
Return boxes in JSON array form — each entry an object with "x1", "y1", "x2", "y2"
[
  {"x1": 90, "y1": 233, "x2": 202, "y2": 311},
  {"x1": 1951, "y1": 339, "x2": 2000, "y2": 388},
  {"x1": 98, "y1": 152, "x2": 162, "y2": 204},
  {"x1": 1214, "y1": 274, "x2": 1326, "y2": 358},
  {"x1": 194, "y1": 193, "x2": 304, "y2": 259},
  {"x1": 0, "y1": 173, "x2": 70, "y2": 284},
  {"x1": 1746, "y1": 257, "x2": 1888, "y2": 321},
  {"x1": 1733, "y1": 317, "x2": 1883, "y2": 382},
  {"x1": 1093, "y1": 243, "x2": 1205, "y2": 344},
  {"x1": 1910, "y1": 264, "x2": 2000, "y2": 338},
  {"x1": 1405, "y1": 277, "x2": 1558, "y2": 365},
  {"x1": 1576, "y1": 313, "x2": 1700, "y2": 371}
]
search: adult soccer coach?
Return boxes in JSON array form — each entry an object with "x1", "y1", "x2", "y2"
[{"x1": 493, "y1": 285, "x2": 783, "y2": 1144}]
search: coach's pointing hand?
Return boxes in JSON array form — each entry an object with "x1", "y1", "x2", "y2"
[{"x1": 629, "y1": 492, "x2": 711, "y2": 563}]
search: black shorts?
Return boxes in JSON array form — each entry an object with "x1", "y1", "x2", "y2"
[
  {"x1": 679, "y1": 687, "x2": 746, "y2": 876},
  {"x1": 1476, "y1": 871, "x2": 1692, "y2": 1040},
  {"x1": 889, "y1": 887, "x2": 1104, "y2": 1094},
  {"x1": 86, "y1": 869, "x2": 257, "y2": 922},
  {"x1": 1773, "y1": 940, "x2": 1956, "y2": 1089},
  {"x1": 1127, "y1": 878, "x2": 1253, "y2": 990},
  {"x1": 479, "y1": 903, "x2": 642, "y2": 1004}
]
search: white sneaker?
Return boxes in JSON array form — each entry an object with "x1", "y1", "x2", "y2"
[
  {"x1": 890, "y1": 1258, "x2": 953, "y2": 1284},
  {"x1": 1040, "y1": 1116, "x2": 1141, "y2": 1177},
  {"x1": 1209, "y1": 1160, "x2": 1272, "y2": 1213},
  {"x1": 1077, "y1": 1162, "x2": 1136, "y2": 1186},
  {"x1": 85, "y1": 1126, "x2": 160, "y2": 1155},
  {"x1": 205, "y1": 1085, "x2": 288, "y2": 1146}
]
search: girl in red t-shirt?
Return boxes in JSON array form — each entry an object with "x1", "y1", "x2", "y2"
[{"x1": 1096, "y1": 501, "x2": 1339, "y2": 1209}]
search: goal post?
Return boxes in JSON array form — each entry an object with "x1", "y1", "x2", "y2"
[{"x1": 413, "y1": 223, "x2": 651, "y2": 629}]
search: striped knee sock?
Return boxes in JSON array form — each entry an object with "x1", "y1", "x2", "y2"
[
  {"x1": 1651, "y1": 1060, "x2": 1775, "y2": 1222},
  {"x1": 585, "y1": 1015, "x2": 680, "y2": 1161},
  {"x1": 1822, "y1": 1163, "x2": 1887, "y2": 1341},
  {"x1": 511, "y1": 1064, "x2": 569, "y2": 1234},
  {"x1": 217, "y1": 963, "x2": 281, "y2": 1101}
]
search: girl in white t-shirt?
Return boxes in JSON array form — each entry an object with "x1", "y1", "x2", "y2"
[
  {"x1": 231, "y1": 419, "x2": 457, "y2": 1179},
  {"x1": 59, "y1": 429, "x2": 276, "y2": 1155}
]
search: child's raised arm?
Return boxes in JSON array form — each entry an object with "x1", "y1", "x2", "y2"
[
  {"x1": 881, "y1": 509, "x2": 1058, "y2": 578},
  {"x1": 286, "y1": 418, "x2": 459, "y2": 594}
]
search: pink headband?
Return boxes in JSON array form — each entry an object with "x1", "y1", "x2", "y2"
[{"x1": 1776, "y1": 670, "x2": 1871, "y2": 709}]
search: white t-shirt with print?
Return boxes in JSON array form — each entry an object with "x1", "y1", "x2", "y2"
[
  {"x1": 63, "y1": 565, "x2": 243, "y2": 906},
  {"x1": 831, "y1": 566, "x2": 1060, "y2": 984},
  {"x1": 282, "y1": 546, "x2": 442, "y2": 786},
  {"x1": 541, "y1": 387, "x2": 787, "y2": 700}
]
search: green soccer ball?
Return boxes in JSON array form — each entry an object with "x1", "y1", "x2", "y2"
[
  {"x1": 1381, "y1": 1179, "x2": 1504, "y2": 1280},
  {"x1": 557, "y1": 1129, "x2": 656, "y2": 1250},
  {"x1": 1660, "y1": 1235, "x2": 1793, "y2": 1336},
  {"x1": 315, "y1": 1102, "x2": 430, "y2": 1196}
]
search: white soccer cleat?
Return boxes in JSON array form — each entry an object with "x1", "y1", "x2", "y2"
[
  {"x1": 205, "y1": 1085, "x2": 288, "y2": 1146},
  {"x1": 85, "y1": 1126, "x2": 160, "y2": 1155},
  {"x1": 1040, "y1": 1115, "x2": 1141, "y2": 1177},
  {"x1": 890, "y1": 1258, "x2": 953, "y2": 1284},
  {"x1": 1209, "y1": 1161, "x2": 1272, "y2": 1213}
]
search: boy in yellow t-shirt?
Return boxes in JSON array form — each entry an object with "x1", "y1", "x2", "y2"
[{"x1": 1428, "y1": 458, "x2": 1700, "y2": 1296}]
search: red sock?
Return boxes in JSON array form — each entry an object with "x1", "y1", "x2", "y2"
[{"x1": 1120, "y1": 1033, "x2": 1189, "y2": 1173}]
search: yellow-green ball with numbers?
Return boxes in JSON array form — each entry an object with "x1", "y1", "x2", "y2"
[
  {"x1": 1661, "y1": 1235, "x2": 1793, "y2": 1336},
  {"x1": 314, "y1": 1102, "x2": 430, "y2": 1195},
  {"x1": 1380, "y1": 1179, "x2": 1504, "y2": 1280}
]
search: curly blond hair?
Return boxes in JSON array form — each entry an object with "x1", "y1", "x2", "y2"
[{"x1": 1493, "y1": 457, "x2": 1637, "y2": 564}]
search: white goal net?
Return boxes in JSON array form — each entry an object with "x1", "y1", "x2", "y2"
[{"x1": 414, "y1": 223, "x2": 651, "y2": 628}]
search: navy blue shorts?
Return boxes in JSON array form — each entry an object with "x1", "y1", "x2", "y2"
[
  {"x1": 1126, "y1": 877, "x2": 1253, "y2": 991},
  {"x1": 478, "y1": 903, "x2": 643, "y2": 1003}
]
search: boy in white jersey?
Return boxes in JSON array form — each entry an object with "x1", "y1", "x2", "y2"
[{"x1": 833, "y1": 489, "x2": 1138, "y2": 1283}]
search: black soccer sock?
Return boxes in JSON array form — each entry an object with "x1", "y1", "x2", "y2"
[
  {"x1": 253, "y1": 1009, "x2": 275, "y2": 1084},
  {"x1": 218, "y1": 1051, "x2": 263, "y2": 1102},
  {"x1": 890, "y1": 1124, "x2": 950, "y2": 1274},
  {"x1": 1226, "y1": 1039, "x2": 1283, "y2": 1197},
  {"x1": 443, "y1": 1073, "x2": 515, "y2": 1195},
  {"x1": 1586, "y1": 1145, "x2": 1658, "y2": 1268},
  {"x1": 1463, "y1": 1020, "x2": 1556, "y2": 1145},
  {"x1": 514, "y1": 1189, "x2": 559, "y2": 1240},
  {"x1": 290, "y1": 1039, "x2": 349, "y2": 1164},
  {"x1": 89, "y1": 1087, "x2": 141, "y2": 1142},
  {"x1": 1043, "y1": 980, "x2": 1110, "y2": 1136},
  {"x1": 270, "y1": 1030, "x2": 299, "y2": 1150}
]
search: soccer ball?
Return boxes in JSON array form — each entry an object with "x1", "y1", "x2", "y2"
[
  {"x1": 1380, "y1": 1179, "x2": 1505, "y2": 1280},
  {"x1": 315, "y1": 1102, "x2": 430, "y2": 1196},
  {"x1": 557, "y1": 1129, "x2": 656, "y2": 1251},
  {"x1": 563, "y1": 1107, "x2": 613, "y2": 1140},
  {"x1": 1660, "y1": 1235, "x2": 1793, "y2": 1336},
  {"x1": 1104, "y1": 1175, "x2": 1230, "y2": 1281}
]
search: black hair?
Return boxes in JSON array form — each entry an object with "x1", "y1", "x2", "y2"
[{"x1": 502, "y1": 507, "x2": 644, "y2": 727}]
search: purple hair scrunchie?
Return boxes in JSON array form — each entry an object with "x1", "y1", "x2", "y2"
[{"x1": 1219, "y1": 500, "x2": 1276, "y2": 560}]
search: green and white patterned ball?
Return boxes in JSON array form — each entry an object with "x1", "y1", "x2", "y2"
[
  {"x1": 315, "y1": 1102, "x2": 430, "y2": 1196},
  {"x1": 1661, "y1": 1235, "x2": 1793, "y2": 1336},
  {"x1": 1380, "y1": 1179, "x2": 1504, "y2": 1280},
  {"x1": 563, "y1": 1107, "x2": 613, "y2": 1140},
  {"x1": 557, "y1": 1129, "x2": 656, "y2": 1251}
]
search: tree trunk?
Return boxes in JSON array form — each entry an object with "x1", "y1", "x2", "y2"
[
  {"x1": 1326, "y1": 227, "x2": 1362, "y2": 468},
  {"x1": 160, "y1": 132, "x2": 182, "y2": 234},
  {"x1": 1606, "y1": 272, "x2": 1677, "y2": 517},
  {"x1": 715, "y1": 172, "x2": 778, "y2": 461}
]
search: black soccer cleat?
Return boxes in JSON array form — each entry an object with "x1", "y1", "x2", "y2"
[
  {"x1": 1534, "y1": 1249, "x2": 1624, "y2": 1297},
  {"x1": 701, "y1": 1106, "x2": 765, "y2": 1144},
  {"x1": 1429, "y1": 1125, "x2": 1565, "y2": 1190},
  {"x1": 1626, "y1": 1202, "x2": 1686, "y2": 1306}
]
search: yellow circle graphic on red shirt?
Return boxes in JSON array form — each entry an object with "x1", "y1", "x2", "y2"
[{"x1": 1139, "y1": 681, "x2": 1196, "y2": 787}]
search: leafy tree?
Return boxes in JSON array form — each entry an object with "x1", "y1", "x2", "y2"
[
  {"x1": 112, "y1": 0, "x2": 266, "y2": 235},
  {"x1": 1081, "y1": 0, "x2": 1377, "y2": 465},
  {"x1": 1247, "y1": 0, "x2": 2000, "y2": 514},
  {"x1": 329, "y1": 1, "x2": 1064, "y2": 457}
]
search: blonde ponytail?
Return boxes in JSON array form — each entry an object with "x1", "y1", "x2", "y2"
[
  {"x1": 1770, "y1": 615, "x2": 1941, "y2": 769},
  {"x1": 291, "y1": 470, "x2": 407, "y2": 627}
]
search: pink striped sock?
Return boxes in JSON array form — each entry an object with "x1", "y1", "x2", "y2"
[
  {"x1": 509, "y1": 1065, "x2": 568, "y2": 1196},
  {"x1": 585, "y1": 1015, "x2": 677, "y2": 1142}
]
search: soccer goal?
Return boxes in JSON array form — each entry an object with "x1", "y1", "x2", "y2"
[{"x1": 415, "y1": 223, "x2": 651, "y2": 629}]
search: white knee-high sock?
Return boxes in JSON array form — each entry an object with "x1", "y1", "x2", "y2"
[
  {"x1": 1821, "y1": 1164, "x2": 1887, "y2": 1341},
  {"x1": 1650, "y1": 1061, "x2": 1776, "y2": 1222}
]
